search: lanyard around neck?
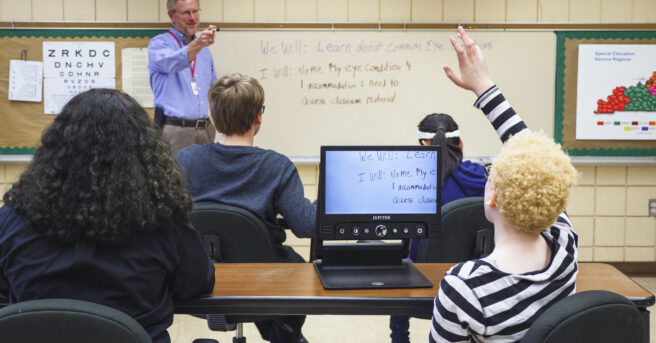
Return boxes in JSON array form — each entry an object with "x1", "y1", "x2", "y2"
[{"x1": 168, "y1": 30, "x2": 197, "y2": 78}]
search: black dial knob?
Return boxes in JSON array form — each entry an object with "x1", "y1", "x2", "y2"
[{"x1": 375, "y1": 224, "x2": 387, "y2": 237}]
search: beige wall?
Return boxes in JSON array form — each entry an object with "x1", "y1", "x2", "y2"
[
  {"x1": 0, "y1": 0, "x2": 654, "y2": 23},
  {"x1": 1, "y1": 0, "x2": 655, "y2": 261},
  {"x1": 570, "y1": 166, "x2": 656, "y2": 262}
]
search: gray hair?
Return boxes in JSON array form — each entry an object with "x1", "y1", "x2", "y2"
[{"x1": 167, "y1": 0, "x2": 199, "y2": 12}]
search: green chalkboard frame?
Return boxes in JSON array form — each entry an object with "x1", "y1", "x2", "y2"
[
  {"x1": 0, "y1": 28, "x2": 165, "y2": 155},
  {"x1": 555, "y1": 31, "x2": 656, "y2": 156}
]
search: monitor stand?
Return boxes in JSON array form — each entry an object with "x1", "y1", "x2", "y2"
[{"x1": 313, "y1": 242, "x2": 433, "y2": 290}]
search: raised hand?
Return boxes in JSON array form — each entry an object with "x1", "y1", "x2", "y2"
[{"x1": 443, "y1": 26, "x2": 495, "y2": 97}]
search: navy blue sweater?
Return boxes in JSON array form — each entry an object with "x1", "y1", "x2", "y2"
[
  {"x1": 0, "y1": 206, "x2": 215, "y2": 343},
  {"x1": 177, "y1": 143, "x2": 316, "y2": 259}
]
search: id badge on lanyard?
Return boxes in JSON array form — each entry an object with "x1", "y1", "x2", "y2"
[
  {"x1": 191, "y1": 76, "x2": 199, "y2": 96},
  {"x1": 189, "y1": 58, "x2": 198, "y2": 95},
  {"x1": 169, "y1": 30, "x2": 199, "y2": 96}
]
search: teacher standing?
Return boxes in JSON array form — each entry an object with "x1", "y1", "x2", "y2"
[{"x1": 149, "y1": 0, "x2": 218, "y2": 156}]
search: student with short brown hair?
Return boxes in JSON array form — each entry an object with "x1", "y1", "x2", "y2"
[
  {"x1": 177, "y1": 73, "x2": 314, "y2": 343},
  {"x1": 207, "y1": 73, "x2": 265, "y2": 135}
]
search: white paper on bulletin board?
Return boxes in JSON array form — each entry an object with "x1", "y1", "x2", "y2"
[
  {"x1": 122, "y1": 47, "x2": 153, "y2": 108},
  {"x1": 8, "y1": 60, "x2": 43, "y2": 102}
]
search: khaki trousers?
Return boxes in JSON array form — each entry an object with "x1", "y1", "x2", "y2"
[{"x1": 162, "y1": 124, "x2": 216, "y2": 157}]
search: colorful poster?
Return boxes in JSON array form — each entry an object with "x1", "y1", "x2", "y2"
[{"x1": 576, "y1": 44, "x2": 656, "y2": 140}]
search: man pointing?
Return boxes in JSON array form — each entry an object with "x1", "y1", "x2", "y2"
[{"x1": 149, "y1": 0, "x2": 218, "y2": 156}]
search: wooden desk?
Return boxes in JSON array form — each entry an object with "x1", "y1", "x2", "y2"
[{"x1": 174, "y1": 262, "x2": 655, "y2": 316}]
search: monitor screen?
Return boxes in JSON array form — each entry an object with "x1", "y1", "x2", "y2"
[
  {"x1": 318, "y1": 146, "x2": 441, "y2": 240},
  {"x1": 324, "y1": 149, "x2": 438, "y2": 214}
]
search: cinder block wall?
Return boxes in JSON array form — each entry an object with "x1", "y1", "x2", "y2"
[
  {"x1": 1, "y1": 0, "x2": 655, "y2": 262},
  {"x1": 1, "y1": 0, "x2": 654, "y2": 23}
]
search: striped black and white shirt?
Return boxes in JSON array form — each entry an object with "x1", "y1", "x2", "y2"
[{"x1": 429, "y1": 86, "x2": 579, "y2": 343}]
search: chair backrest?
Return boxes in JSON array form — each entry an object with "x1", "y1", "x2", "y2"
[
  {"x1": 520, "y1": 290, "x2": 644, "y2": 343},
  {"x1": 189, "y1": 202, "x2": 277, "y2": 262},
  {"x1": 0, "y1": 298, "x2": 151, "y2": 343},
  {"x1": 415, "y1": 197, "x2": 494, "y2": 262},
  {"x1": 189, "y1": 202, "x2": 280, "y2": 332}
]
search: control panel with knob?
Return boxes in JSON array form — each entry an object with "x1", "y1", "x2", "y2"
[{"x1": 332, "y1": 222, "x2": 427, "y2": 239}]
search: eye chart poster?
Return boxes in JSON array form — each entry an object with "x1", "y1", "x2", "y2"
[{"x1": 42, "y1": 42, "x2": 115, "y2": 114}]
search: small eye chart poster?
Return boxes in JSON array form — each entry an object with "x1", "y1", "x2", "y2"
[
  {"x1": 42, "y1": 41, "x2": 115, "y2": 114},
  {"x1": 8, "y1": 60, "x2": 43, "y2": 102}
]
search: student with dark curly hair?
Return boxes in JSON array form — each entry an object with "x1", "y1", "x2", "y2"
[{"x1": 0, "y1": 88, "x2": 215, "y2": 343}]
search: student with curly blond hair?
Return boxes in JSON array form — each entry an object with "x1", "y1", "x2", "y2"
[
  {"x1": 488, "y1": 132, "x2": 576, "y2": 236},
  {"x1": 429, "y1": 27, "x2": 578, "y2": 343}
]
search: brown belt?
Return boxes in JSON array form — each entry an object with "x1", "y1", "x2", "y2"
[{"x1": 164, "y1": 117, "x2": 209, "y2": 129}]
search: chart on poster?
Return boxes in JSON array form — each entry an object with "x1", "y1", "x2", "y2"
[
  {"x1": 576, "y1": 44, "x2": 656, "y2": 140},
  {"x1": 42, "y1": 41, "x2": 116, "y2": 114}
]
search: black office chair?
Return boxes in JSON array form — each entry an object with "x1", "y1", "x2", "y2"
[
  {"x1": 189, "y1": 202, "x2": 279, "y2": 343},
  {"x1": 415, "y1": 196, "x2": 494, "y2": 263},
  {"x1": 520, "y1": 290, "x2": 645, "y2": 343},
  {"x1": 0, "y1": 298, "x2": 151, "y2": 343},
  {"x1": 191, "y1": 202, "x2": 278, "y2": 263}
]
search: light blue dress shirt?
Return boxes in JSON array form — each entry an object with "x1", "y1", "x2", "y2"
[{"x1": 148, "y1": 27, "x2": 217, "y2": 120}]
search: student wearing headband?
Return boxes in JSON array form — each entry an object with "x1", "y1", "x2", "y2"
[{"x1": 390, "y1": 113, "x2": 488, "y2": 343}]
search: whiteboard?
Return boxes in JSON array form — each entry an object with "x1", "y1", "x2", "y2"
[{"x1": 211, "y1": 30, "x2": 556, "y2": 158}]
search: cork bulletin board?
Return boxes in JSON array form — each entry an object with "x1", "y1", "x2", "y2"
[
  {"x1": 555, "y1": 31, "x2": 656, "y2": 156},
  {"x1": 0, "y1": 29, "x2": 163, "y2": 154}
]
